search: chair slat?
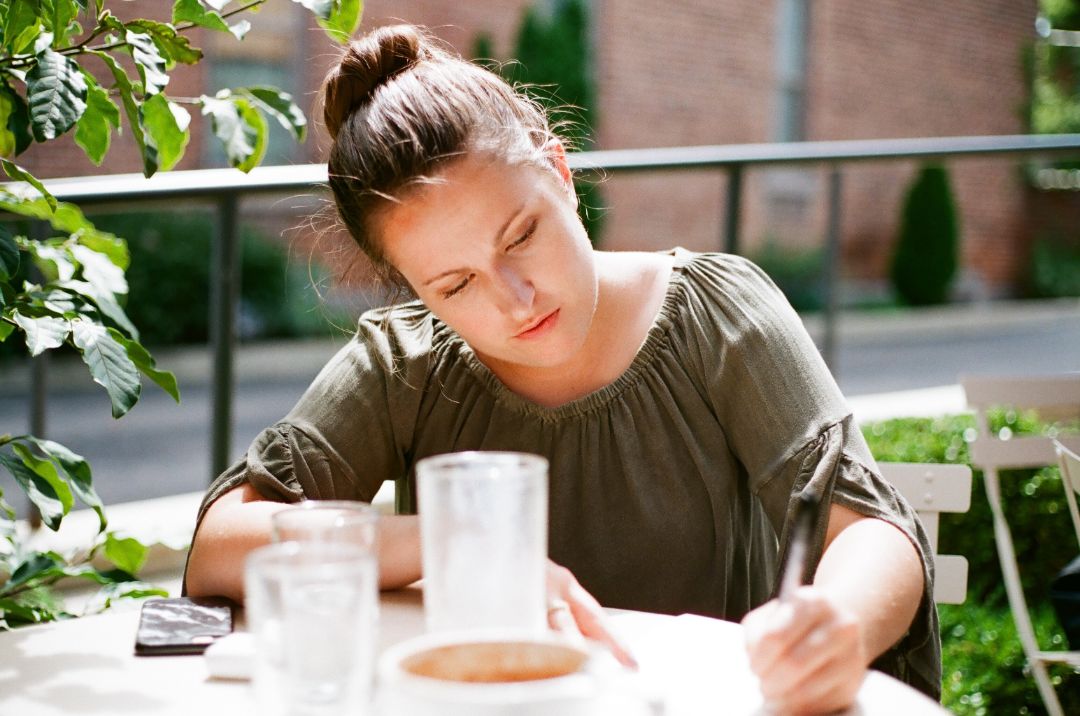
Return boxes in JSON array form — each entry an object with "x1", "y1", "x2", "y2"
[
  {"x1": 879, "y1": 463, "x2": 972, "y2": 512},
  {"x1": 961, "y1": 374, "x2": 1080, "y2": 410},
  {"x1": 971, "y1": 435, "x2": 1080, "y2": 470},
  {"x1": 933, "y1": 555, "x2": 968, "y2": 605}
]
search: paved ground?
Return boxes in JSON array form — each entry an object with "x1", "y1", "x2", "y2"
[{"x1": 1, "y1": 297, "x2": 1077, "y2": 513}]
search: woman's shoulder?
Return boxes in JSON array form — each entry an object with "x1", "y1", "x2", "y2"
[{"x1": 668, "y1": 248, "x2": 791, "y2": 321}]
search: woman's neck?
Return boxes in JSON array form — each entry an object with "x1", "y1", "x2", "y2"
[{"x1": 489, "y1": 250, "x2": 674, "y2": 408}]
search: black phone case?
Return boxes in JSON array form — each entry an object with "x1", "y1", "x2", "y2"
[{"x1": 134, "y1": 597, "x2": 234, "y2": 656}]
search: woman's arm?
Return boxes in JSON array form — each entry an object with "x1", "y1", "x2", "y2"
[
  {"x1": 742, "y1": 503, "x2": 924, "y2": 714},
  {"x1": 185, "y1": 483, "x2": 422, "y2": 601}
]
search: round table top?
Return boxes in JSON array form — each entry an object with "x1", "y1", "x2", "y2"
[{"x1": 0, "y1": 587, "x2": 946, "y2": 716}]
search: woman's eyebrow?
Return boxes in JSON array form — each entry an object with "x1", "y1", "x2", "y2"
[{"x1": 421, "y1": 201, "x2": 526, "y2": 287}]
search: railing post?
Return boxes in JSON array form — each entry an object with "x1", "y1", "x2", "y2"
[
  {"x1": 209, "y1": 195, "x2": 241, "y2": 481},
  {"x1": 822, "y1": 166, "x2": 843, "y2": 374},
  {"x1": 723, "y1": 164, "x2": 743, "y2": 255}
]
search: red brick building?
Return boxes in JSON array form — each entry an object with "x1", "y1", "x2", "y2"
[{"x1": 20, "y1": 0, "x2": 1049, "y2": 296}]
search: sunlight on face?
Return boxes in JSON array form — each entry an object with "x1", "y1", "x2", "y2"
[{"x1": 377, "y1": 154, "x2": 599, "y2": 375}]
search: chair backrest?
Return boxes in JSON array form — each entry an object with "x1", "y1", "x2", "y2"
[
  {"x1": 1054, "y1": 439, "x2": 1080, "y2": 549},
  {"x1": 962, "y1": 374, "x2": 1080, "y2": 471},
  {"x1": 878, "y1": 462, "x2": 972, "y2": 604}
]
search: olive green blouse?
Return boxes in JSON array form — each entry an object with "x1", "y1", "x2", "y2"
[{"x1": 190, "y1": 249, "x2": 941, "y2": 698}]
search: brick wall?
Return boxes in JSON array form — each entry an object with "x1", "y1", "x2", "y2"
[{"x1": 12, "y1": 1, "x2": 1046, "y2": 294}]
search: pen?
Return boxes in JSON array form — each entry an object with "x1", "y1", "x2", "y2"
[{"x1": 778, "y1": 491, "x2": 821, "y2": 602}]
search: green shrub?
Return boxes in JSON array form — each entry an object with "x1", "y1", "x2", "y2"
[
  {"x1": 91, "y1": 211, "x2": 337, "y2": 347},
  {"x1": 749, "y1": 242, "x2": 825, "y2": 312},
  {"x1": 472, "y1": 0, "x2": 605, "y2": 243},
  {"x1": 890, "y1": 164, "x2": 959, "y2": 306},
  {"x1": 1030, "y1": 234, "x2": 1080, "y2": 298},
  {"x1": 863, "y1": 414, "x2": 1080, "y2": 713}
]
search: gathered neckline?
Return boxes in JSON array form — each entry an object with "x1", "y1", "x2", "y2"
[{"x1": 432, "y1": 248, "x2": 697, "y2": 422}]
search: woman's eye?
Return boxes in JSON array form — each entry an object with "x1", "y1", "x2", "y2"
[
  {"x1": 507, "y1": 220, "x2": 537, "y2": 250},
  {"x1": 442, "y1": 274, "x2": 473, "y2": 299}
]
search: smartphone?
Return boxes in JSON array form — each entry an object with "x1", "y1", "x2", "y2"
[{"x1": 134, "y1": 596, "x2": 235, "y2": 656}]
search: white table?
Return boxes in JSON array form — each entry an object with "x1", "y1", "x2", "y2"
[{"x1": 0, "y1": 588, "x2": 947, "y2": 715}]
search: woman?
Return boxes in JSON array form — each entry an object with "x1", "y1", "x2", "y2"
[{"x1": 185, "y1": 24, "x2": 939, "y2": 713}]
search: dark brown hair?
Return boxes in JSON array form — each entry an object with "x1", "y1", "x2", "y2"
[{"x1": 322, "y1": 24, "x2": 558, "y2": 287}]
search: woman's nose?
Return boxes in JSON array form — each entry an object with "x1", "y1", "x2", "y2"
[{"x1": 493, "y1": 264, "x2": 535, "y2": 316}]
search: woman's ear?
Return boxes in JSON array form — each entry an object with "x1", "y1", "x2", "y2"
[{"x1": 545, "y1": 138, "x2": 577, "y2": 203}]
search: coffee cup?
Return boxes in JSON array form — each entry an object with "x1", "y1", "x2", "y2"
[{"x1": 377, "y1": 631, "x2": 596, "y2": 716}]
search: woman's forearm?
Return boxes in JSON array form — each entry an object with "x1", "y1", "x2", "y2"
[
  {"x1": 815, "y1": 508, "x2": 925, "y2": 662},
  {"x1": 185, "y1": 484, "x2": 422, "y2": 600}
]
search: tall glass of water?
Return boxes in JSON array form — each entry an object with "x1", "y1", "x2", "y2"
[{"x1": 416, "y1": 451, "x2": 548, "y2": 634}]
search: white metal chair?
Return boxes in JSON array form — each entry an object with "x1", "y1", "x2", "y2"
[
  {"x1": 1054, "y1": 439, "x2": 1080, "y2": 549},
  {"x1": 877, "y1": 462, "x2": 971, "y2": 605},
  {"x1": 962, "y1": 374, "x2": 1080, "y2": 716}
]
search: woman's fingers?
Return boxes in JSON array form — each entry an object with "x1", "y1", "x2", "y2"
[
  {"x1": 743, "y1": 587, "x2": 830, "y2": 676},
  {"x1": 546, "y1": 561, "x2": 638, "y2": 669},
  {"x1": 743, "y1": 586, "x2": 866, "y2": 714}
]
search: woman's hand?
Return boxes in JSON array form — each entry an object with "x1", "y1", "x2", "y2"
[
  {"x1": 742, "y1": 585, "x2": 866, "y2": 715},
  {"x1": 545, "y1": 560, "x2": 638, "y2": 669}
]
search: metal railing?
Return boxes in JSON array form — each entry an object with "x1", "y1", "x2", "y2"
[{"x1": 19, "y1": 133, "x2": 1080, "y2": 481}]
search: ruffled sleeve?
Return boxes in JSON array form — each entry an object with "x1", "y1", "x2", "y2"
[
  {"x1": 187, "y1": 303, "x2": 432, "y2": 541},
  {"x1": 681, "y1": 253, "x2": 941, "y2": 698}
]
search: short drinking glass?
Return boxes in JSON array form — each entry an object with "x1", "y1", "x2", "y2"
[{"x1": 245, "y1": 541, "x2": 378, "y2": 716}]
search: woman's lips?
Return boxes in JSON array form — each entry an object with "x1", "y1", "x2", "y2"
[{"x1": 515, "y1": 309, "x2": 560, "y2": 339}]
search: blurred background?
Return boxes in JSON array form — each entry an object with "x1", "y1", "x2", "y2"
[{"x1": 3, "y1": 0, "x2": 1079, "y2": 523}]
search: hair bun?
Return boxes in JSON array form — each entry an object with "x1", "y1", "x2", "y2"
[{"x1": 323, "y1": 25, "x2": 432, "y2": 139}]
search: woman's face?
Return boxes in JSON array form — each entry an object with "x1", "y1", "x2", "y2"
[{"x1": 377, "y1": 153, "x2": 599, "y2": 374}]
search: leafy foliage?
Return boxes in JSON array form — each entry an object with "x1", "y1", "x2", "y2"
[
  {"x1": 0, "y1": 0, "x2": 363, "y2": 629},
  {"x1": 863, "y1": 414, "x2": 1080, "y2": 713},
  {"x1": 473, "y1": 0, "x2": 605, "y2": 243},
  {"x1": 889, "y1": 164, "x2": 959, "y2": 306}
]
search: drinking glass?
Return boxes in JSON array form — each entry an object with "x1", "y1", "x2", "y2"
[
  {"x1": 245, "y1": 541, "x2": 378, "y2": 716},
  {"x1": 271, "y1": 500, "x2": 379, "y2": 554},
  {"x1": 416, "y1": 451, "x2": 548, "y2": 634}
]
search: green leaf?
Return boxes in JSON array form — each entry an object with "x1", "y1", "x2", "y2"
[
  {"x1": 12, "y1": 310, "x2": 69, "y2": 355},
  {"x1": 4, "y1": 0, "x2": 41, "y2": 55},
  {"x1": 2, "y1": 87, "x2": 34, "y2": 157},
  {"x1": 126, "y1": 19, "x2": 202, "y2": 65},
  {"x1": 30, "y1": 243, "x2": 75, "y2": 282},
  {"x1": 1, "y1": 159, "x2": 56, "y2": 210},
  {"x1": 242, "y1": 86, "x2": 307, "y2": 142},
  {"x1": 0, "y1": 322, "x2": 14, "y2": 342},
  {"x1": 173, "y1": 0, "x2": 229, "y2": 32},
  {"x1": 292, "y1": 0, "x2": 335, "y2": 20},
  {"x1": 3, "y1": 552, "x2": 64, "y2": 591},
  {"x1": 125, "y1": 30, "x2": 169, "y2": 96},
  {"x1": 103, "y1": 533, "x2": 148, "y2": 575},
  {"x1": 0, "y1": 455, "x2": 65, "y2": 530},
  {"x1": 317, "y1": 0, "x2": 362, "y2": 44},
  {"x1": 0, "y1": 227, "x2": 19, "y2": 280},
  {"x1": 90, "y1": 50, "x2": 156, "y2": 176},
  {"x1": 71, "y1": 317, "x2": 140, "y2": 418},
  {"x1": 42, "y1": 0, "x2": 79, "y2": 48},
  {"x1": 28, "y1": 437, "x2": 105, "y2": 531},
  {"x1": 69, "y1": 244, "x2": 127, "y2": 295},
  {"x1": 60, "y1": 278, "x2": 138, "y2": 338},
  {"x1": 139, "y1": 94, "x2": 189, "y2": 172},
  {"x1": 74, "y1": 80, "x2": 119, "y2": 165},
  {"x1": 110, "y1": 328, "x2": 179, "y2": 403},
  {"x1": 11, "y1": 442, "x2": 74, "y2": 516},
  {"x1": 0, "y1": 193, "x2": 90, "y2": 232},
  {"x1": 76, "y1": 231, "x2": 128, "y2": 270},
  {"x1": 26, "y1": 46, "x2": 88, "y2": 140},
  {"x1": 201, "y1": 92, "x2": 266, "y2": 173},
  {"x1": 0, "y1": 87, "x2": 18, "y2": 158}
]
